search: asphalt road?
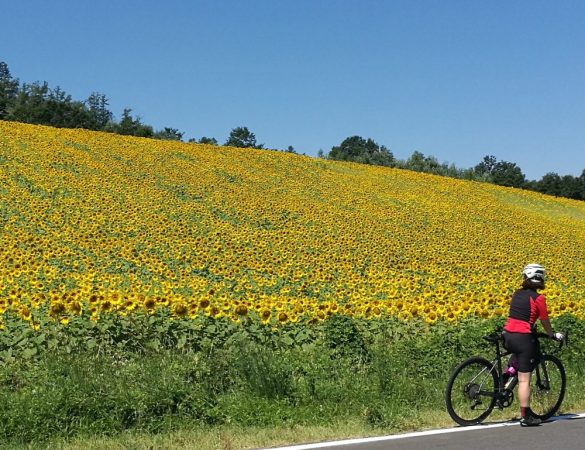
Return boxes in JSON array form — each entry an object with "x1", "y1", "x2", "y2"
[{"x1": 266, "y1": 414, "x2": 585, "y2": 450}]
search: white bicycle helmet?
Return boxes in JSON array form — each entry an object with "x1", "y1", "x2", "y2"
[{"x1": 522, "y1": 263, "x2": 546, "y2": 282}]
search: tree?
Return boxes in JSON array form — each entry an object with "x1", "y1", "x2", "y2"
[
  {"x1": 198, "y1": 136, "x2": 218, "y2": 145},
  {"x1": 533, "y1": 171, "x2": 585, "y2": 200},
  {"x1": 536, "y1": 172, "x2": 563, "y2": 196},
  {"x1": 9, "y1": 81, "x2": 50, "y2": 124},
  {"x1": 559, "y1": 174, "x2": 582, "y2": 200},
  {"x1": 117, "y1": 108, "x2": 137, "y2": 135},
  {"x1": 1, "y1": 64, "x2": 100, "y2": 129},
  {"x1": 402, "y1": 151, "x2": 443, "y2": 173},
  {"x1": 8, "y1": 82, "x2": 91, "y2": 128},
  {"x1": 474, "y1": 155, "x2": 525, "y2": 188},
  {"x1": 491, "y1": 161, "x2": 525, "y2": 188},
  {"x1": 115, "y1": 108, "x2": 153, "y2": 138},
  {"x1": 579, "y1": 169, "x2": 585, "y2": 200},
  {"x1": 474, "y1": 155, "x2": 498, "y2": 180},
  {"x1": 328, "y1": 136, "x2": 394, "y2": 167},
  {"x1": 188, "y1": 136, "x2": 217, "y2": 145},
  {"x1": 0, "y1": 61, "x2": 19, "y2": 120},
  {"x1": 45, "y1": 86, "x2": 89, "y2": 128},
  {"x1": 85, "y1": 92, "x2": 113, "y2": 130},
  {"x1": 225, "y1": 126, "x2": 263, "y2": 149},
  {"x1": 154, "y1": 127, "x2": 184, "y2": 141}
]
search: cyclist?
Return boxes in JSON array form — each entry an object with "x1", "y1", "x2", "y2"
[{"x1": 503, "y1": 263, "x2": 564, "y2": 426}]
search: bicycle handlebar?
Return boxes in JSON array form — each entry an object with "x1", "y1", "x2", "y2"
[{"x1": 534, "y1": 330, "x2": 569, "y2": 349}]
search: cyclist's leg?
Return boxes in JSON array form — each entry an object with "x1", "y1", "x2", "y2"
[
  {"x1": 518, "y1": 371, "x2": 531, "y2": 410},
  {"x1": 505, "y1": 332, "x2": 540, "y2": 423}
]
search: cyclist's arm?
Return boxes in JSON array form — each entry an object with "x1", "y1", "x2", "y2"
[
  {"x1": 540, "y1": 318, "x2": 554, "y2": 337},
  {"x1": 536, "y1": 294, "x2": 554, "y2": 337}
]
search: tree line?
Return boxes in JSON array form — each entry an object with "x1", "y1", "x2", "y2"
[
  {"x1": 1, "y1": 61, "x2": 583, "y2": 200},
  {"x1": 0, "y1": 62, "x2": 273, "y2": 149},
  {"x1": 324, "y1": 136, "x2": 585, "y2": 201}
]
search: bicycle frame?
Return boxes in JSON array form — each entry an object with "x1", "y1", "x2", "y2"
[
  {"x1": 445, "y1": 329, "x2": 568, "y2": 425},
  {"x1": 483, "y1": 333, "x2": 513, "y2": 391},
  {"x1": 477, "y1": 334, "x2": 516, "y2": 407}
]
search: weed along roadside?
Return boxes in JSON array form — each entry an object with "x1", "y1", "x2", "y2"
[{"x1": 2, "y1": 315, "x2": 585, "y2": 448}]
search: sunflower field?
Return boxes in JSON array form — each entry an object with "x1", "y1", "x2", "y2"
[
  {"x1": 1, "y1": 120, "x2": 585, "y2": 446},
  {"x1": 1, "y1": 121, "x2": 584, "y2": 330}
]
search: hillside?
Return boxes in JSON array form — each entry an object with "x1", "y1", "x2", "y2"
[{"x1": 1, "y1": 120, "x2": 584, "y2": 327}]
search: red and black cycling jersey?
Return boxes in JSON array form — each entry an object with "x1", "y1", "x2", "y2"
[{"x1": 503, "y1": 288, "x2": 549, "y2": 334}]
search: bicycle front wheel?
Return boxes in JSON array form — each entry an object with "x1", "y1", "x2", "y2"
[
  {"x1": 445, "y1": 357, "x2": 498, "y2": 426},
  {"x1": 530, "y1": 354, "x2": 566, "y2": 420}
]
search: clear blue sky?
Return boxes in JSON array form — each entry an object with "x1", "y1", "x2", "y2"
[{"x1": 2, "y1": 0, "x2": 584, "y2": 180}]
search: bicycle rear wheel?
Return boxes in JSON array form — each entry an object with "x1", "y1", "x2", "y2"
[
  {"x1": 445, "y1": 357, "x2": 499, "y2": 426},
  {"x1": 529, "y1": 354, "x2": 566, "y2": 420}
]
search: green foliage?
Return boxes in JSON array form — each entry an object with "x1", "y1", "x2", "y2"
[
  {"x1": 9, "y1": 82, "x2": 87, "y2": 129},
  {"x1": 400, "y1": 151, "x2": 443, "y2": 174},
  {"x1": 1, "y1": 313, "x2": 584, "y2": 445},
  {"x1": 191, "y1": 136, "x2": 218, "y2": 145},
  {"x1": 323, "y1": 314, "x2": 369, "y2": 363},
  {"x1": 85, "y1": 92, "x2": 113, "y2": 130},
  {"x1": 231, "y1": 339, "x2": 296, "y2": 400},
  {"x1": 530, "y1": 170, "x2": 585, "y2": 200},
  {"x1": 328, "y1": 136, "x2": 395, "y2": 167},
  {"x1": 224, "y1": 126, "x2": 264, "y2": 149},
  {"x1": 0, "y1": 61, "x2": 19, "y2": 120},
  {"x1": 113, "y1": 109, "x2": 154, "y2": 138},
  {"x1": 473, "y1": 155, "x2": 526, "y2": 188},
  {"x1": 491, "y1": 161, "x2": 525, "y2": 188},
  {"x1": 0, "y1": 352, "x2": 222, "y2": 443},
  {"x1": 154, "y1": 127, "x2": 184, "y2": 141}
]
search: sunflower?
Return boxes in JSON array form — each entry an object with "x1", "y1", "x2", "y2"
[
  {"x1": 199, "y1": 298, "x2": 210, "y2": 309},
  {"x1": 235, "y1": 304, "x2": 248, "y2": 317},
  {"x1": 50, "y1": 302, "x2": 65, "y2": 316},
  {"x1": 20, "y1": 305, "x2": 32, "y2": 321},
  {"x1": 260, "y1": 308, "x2": 272, "y2": 323},
  {"x1": 174, "y1": 303, "x2": 188, "y2": 317},
  {"x1": 59, "y1": 317, "x2": 70, "y2": 325},
  {"x1": 425, "y1": 311, "x2": 438, "y2": 324},
  {"x1": 143, "y1": 298, "x2": 156, "y2": 310}
]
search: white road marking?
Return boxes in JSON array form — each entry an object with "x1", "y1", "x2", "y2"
[{"x1": 262, "y1": 413, "x2": 585, "y2": 450}]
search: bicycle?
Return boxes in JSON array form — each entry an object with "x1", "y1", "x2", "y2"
[{"x1": 445, "y1": 330, "x2": 567, "y2": 426}]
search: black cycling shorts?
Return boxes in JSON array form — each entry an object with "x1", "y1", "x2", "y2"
[{"x1": 503, "y1": 331, "x2": 540, "y2": 372}]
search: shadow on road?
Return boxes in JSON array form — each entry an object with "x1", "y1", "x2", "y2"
[
  {"x1": 452, "y1": 412, "x2": 585, "y2": 429},
  {"x1": 546, "y1": 413, "x2": 585, "y2": 423}
]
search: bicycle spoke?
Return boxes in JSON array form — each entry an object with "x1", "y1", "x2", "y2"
[
  {"x1": 530, "y1": 355, "x2": 566, "y2": 420},
  {"x1": 446, "y1": 358, "x2": 498, "y2": 425}
]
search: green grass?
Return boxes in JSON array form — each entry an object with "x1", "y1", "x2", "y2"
[
  {"x1": 13, "y1": 394, "x2": 585, "y2": 450},
  {"x1": 1, "y1": 315, "x2": 584, "y2": 449}
]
